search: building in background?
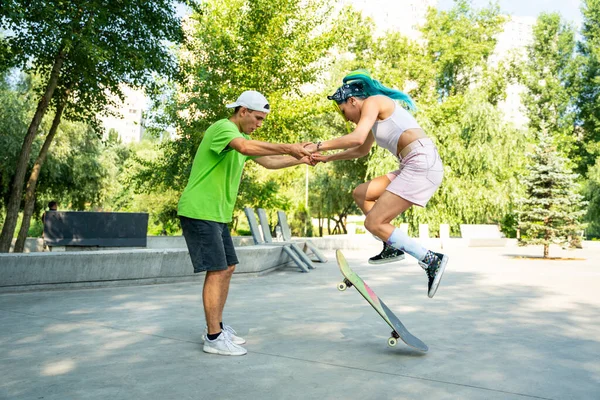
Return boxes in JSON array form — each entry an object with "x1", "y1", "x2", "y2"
[
  {"x1": 344, "y1": 0, "x2": 437, "y2": 39},
  {"x1": 99, "y1": 85, "x2": 146, "y2": 144},
  {"x1": 491, "y1": 16, "x2": 536, "y2": 128}
]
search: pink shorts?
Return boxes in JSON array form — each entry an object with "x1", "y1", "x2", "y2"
[{"x1": 385, "y1": 138, "x2": 444, "y2": 207}]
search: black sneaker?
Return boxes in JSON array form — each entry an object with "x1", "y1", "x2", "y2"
[
  {"x1": 368, "y1": 243, "x2": 405, "y2": 265},
  {"x1": 420, "y1": 251, "x2": 449, "y2": 298}
]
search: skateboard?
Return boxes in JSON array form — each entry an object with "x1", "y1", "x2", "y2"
[{"x1": 336, "y1": 249, "x2": 428, "y2": 352}]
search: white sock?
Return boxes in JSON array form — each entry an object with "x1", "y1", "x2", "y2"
[{"x1": 386, "y1": 228, "x2": 428, "y2": 262}]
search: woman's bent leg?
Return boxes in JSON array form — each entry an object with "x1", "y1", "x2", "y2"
[
  {"x1": 364, "y1": 191, "x2": 448, "y2": 298},
  {"x1": 353, "y1": 175, "x2": 405, "y2": 264}
]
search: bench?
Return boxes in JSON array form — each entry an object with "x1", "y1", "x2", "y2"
[
  {"x1": 275, "y1": 210, "x2": 327, "y2": 263},
  {"x1": 460, "y1": 224, "x2": 507, "y2": 247},
  {"x1": 44, "y1": 211, "x2": 149, "y2": 250},
  {"x1": 244, "y1": 207, "x2": 312, "y2": 272}
]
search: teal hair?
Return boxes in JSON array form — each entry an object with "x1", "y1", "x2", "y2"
[{"x1": 342, "y1": 69, "x2": 417, "y2": 113}]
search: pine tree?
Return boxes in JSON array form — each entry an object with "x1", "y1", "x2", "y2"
[{"x1": 518, "y1": 129, "x2": 587, "y2": 257}]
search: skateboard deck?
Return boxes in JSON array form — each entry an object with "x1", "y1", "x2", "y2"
[{"x1": 336, "y1": 249, "x2": 428, "y2": 352}]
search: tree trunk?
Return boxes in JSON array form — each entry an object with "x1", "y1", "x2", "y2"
[
  {"x1": 0, "y1": 47, "x2": 66, "y2": 253},
  {"x1": 543, "y1": 243, "x2": 549, "y2": 258},
  {"x1": 14, "y1": 95, "x2": 68, "y2": 253},
  {"x1": 318, "y1": 213, "x2": 323, "y2": 237}
]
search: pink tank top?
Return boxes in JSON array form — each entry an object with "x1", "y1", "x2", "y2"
[{"x1": 371, "y1": 103, "x2": 421, "y2": 157}]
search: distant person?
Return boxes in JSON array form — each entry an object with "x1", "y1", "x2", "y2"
[
  {"x1": 178, "y1": 90, "x2": 313, "y2": 356},
  {"x1": 307, "y1": 70, "x2": 449, "y2": 299},
  {"x1": 41, "y1": 201, "x2": 58, "y2": 244},
  {"x1": 41, "y1": 201, "x2": 58, "y2": 225}
]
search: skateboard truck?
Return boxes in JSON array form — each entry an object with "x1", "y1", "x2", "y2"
[
  {"x1": 337, "y1": 278, "x2": 353, "y2": 291},
  {"x1": 389, "y1": 331, "x2": 400, "y2": 347}
]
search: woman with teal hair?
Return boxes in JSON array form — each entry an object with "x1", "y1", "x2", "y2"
[{"x1": 306, "y1": 70, "x2": 448, "y2": 299}]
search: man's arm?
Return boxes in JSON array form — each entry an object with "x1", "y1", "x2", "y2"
[
  {"x1": 253, "y1": 155, "x2": 312, "y2": 170},
  {"x1": 228, "y1": 138, "x2": 311, "y2": 159}
]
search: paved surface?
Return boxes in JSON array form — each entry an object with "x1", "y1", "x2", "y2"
[{"x1": 1, "y1": 242, "x2": 599, "y2": 399}]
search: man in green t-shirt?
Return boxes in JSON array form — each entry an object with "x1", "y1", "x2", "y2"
[{"x1": 178, "y1": 90, "x2": 312, "y2": 356}]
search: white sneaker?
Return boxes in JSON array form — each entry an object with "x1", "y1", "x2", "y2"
[
  {"x1": 223, "y1": 325, "x2": 246, "y2": 345},
  {"x1": 203, "y1": 333, "x2": 247, "y2": 356},
  {"x1": 202, "y1": 325, "x2": 246, "y2": 345}
]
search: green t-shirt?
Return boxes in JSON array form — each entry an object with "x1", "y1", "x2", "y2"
[{"x1": 178, "y1": 119, "x2": 251, "y2": 223}]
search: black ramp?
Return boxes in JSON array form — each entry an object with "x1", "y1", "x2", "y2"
[{"x1": 43, "y1": 211, "x2": 148, "y2": 247}]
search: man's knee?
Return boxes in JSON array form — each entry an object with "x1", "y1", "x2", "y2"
[
  {"x1": 204, "y1": 265, "x2": 235, "y2": 288},
  {"x1": 227, "y1": 264, "x2": 236, "y2": 276},
  {"x1": 206, "y1": 268, "x2": 229, "y2": 280}
]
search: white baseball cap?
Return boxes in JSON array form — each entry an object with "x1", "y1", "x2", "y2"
[{"x1": 226, "y1": 90, "x2": 271, "y2": 113}]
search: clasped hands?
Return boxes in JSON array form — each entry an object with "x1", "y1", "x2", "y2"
[{"x1": 287, "y1": 142, "x2": 327, "y2": 166}]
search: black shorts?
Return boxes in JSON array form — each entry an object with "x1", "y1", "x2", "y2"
[{"x1": 179, "y1": 216, "x2": 239, "y2": 273}]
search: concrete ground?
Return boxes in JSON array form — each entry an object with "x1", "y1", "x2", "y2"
[{"x1": 1, "y1": 242, "x2": 599, "y2": 400}]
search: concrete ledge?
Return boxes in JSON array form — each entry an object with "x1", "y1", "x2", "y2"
[
  {"x1": 0, "y1": 235, "x2": 374, "y2": 293},
  {"x1": 308, "y1": 234, "x2": 381, "y2": 250},
  {"x1": 10, "y1": 235, "x2": 256, "y2": 253},
  {"x1": 467, "y1": 238, "x2": 508, "y2": 247},
  {"x1": 2, "y1": 235, "x2": 544, "y2": 293},
  {"x1": 146, "y1": 235, "x2": 255, "y2": 248},
  {"x1": 0, "y1": 245, "x2": 300, "y2": 292}
]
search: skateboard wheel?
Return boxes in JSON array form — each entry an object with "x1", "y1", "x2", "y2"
[
  {"x1": 388, "y1": 337, "x2": 398, "y2": 347},
  {"x1": 337, "y1": 282, "x2": 347, "y2": 291}
]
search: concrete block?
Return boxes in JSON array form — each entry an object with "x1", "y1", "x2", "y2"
[
  {"x1": 419, "y1": 224, "x2": 429, "y2": 239},
  {"x1": 460, "y1": 224, "x2": 507, "y2": 247},
  {"x1": 0, "y1": 246, "x2": 298, "y2": 292},
  {"x1": 440, "y1": 224, "x2": 450, "y2": 239},
  {"x1": 400, "y1": 223, "x2": 409, "y2": 235}
]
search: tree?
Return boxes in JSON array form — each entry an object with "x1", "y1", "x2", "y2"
[
  {"x1": 0, "y1": 72, "x2": 37, "y2": 218},
  {"x1": 421, "y1": 0, "x2": 506, "y2": 100},
  {"x1": 37, "y1": 122, "x2": 108, "y2": 211},
  {"x1": 0, "y1": 0, "x2": 183, "y2": 252},
  {"x1": 522, "y1": 13, "x2": 577, "y2": 153},
  {"x1": 518, "y1": 129, "x2": 587, "y2": 258},
  {"x1": 309, "y1": 157, "x2": 366, "y2": 235},
  {"x1": 0, "y1": 71, "x2": 117, "y2": 235},
  {"x1": 136, "y1": 0, "x2": 355, "y2": 229},
  {"x1": 13, "y1": 86, "x2": 70, "y2": 251},
  {"x1": 2, "y1": 116, "x2": 112, "y2": 218},
  {"x1": 573, "y1": 0, "x2": 600, "y2": 176},
  {"x1": 583, "y1": 159, "x2": 600, "y2": 238},
  {"x1": 0, "y1": 34, "x2": 17, "y2": 73}
]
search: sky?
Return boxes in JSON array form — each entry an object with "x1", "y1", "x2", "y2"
[
  {"x1": 176, "y1": 1, "x2": 585, "y2": 29},
  {"x1": 438, "y1": 0, "x2": 584, "y2": 28}
]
